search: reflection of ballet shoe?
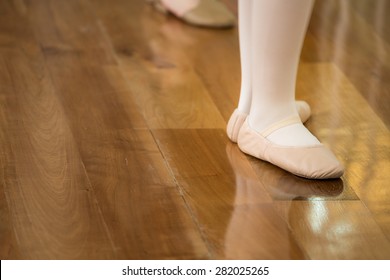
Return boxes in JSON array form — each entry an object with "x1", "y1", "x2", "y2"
[
  {"x1": 226, "y1": 140, "x2": 272, "y2": 204},
  {"x1": 237, "y1": 119, "x2": 344, "y2": 179},
  {"x1": 226, "y1": 142, "x2": 257, "y2": 179},
  {"x1": 259, "y1": 164, "x2": 344, "y2": 200},
  {"x1": 229, "y1": 141, "x2": 345, "y2": 200},
  {"x1": 148, "y1": 0, "x2": 236, "y2": 28},
  {"x1": 227, "y1": 101, "x2": 312, "y2": 143},
  {"x1": 277, "y1": 176, "x2": 344, "y2": 200}
]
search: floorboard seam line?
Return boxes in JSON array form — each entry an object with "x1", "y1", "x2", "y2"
[{"x1": 150, "y1": 129, "x2": 213, "y2": 259}]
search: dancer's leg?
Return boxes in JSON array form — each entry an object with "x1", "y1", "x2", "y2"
[
  {"x1": 227, "y1": 0, "x2": 311, "y2": 143},
  {"x1": 249, "y1": 0, "x2": 317, "y2": 146},
  {"x1": 236, "y1": 0, "x2": 253, "y2": 114},
  {"x1": 237, "y1": 0, "x2": 343, "y2": 179}
]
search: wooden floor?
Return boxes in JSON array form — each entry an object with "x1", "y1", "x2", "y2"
[{"x1": 0, "y1": 0, "x2": 389, "y2": 260}]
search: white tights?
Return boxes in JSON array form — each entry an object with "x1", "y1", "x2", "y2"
[{"x1": 237, "y1": 0, "x2": 320, "y2": 147}]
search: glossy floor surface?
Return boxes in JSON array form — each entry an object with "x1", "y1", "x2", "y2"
[{"x1": 0, "y1": 0, "x2": 389, "y2": 259}]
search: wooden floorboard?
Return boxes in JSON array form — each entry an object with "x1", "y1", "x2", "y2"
[
  {"x1": 39, "y1": 18, "x2": 208, "y2": 260},
  {"x1": 0, "y1": 50, "x2": 116, "y2": 259},
  {"x1": 0, "y1": 0, "x2": 389, "y2": 259},
  {"x1": 308, "y1": 0, "x2": 390, "y2": 128},
  {"x1": 296, "y1": 63, "x2": 390, "y2": 240},
  {"x1": 93, "y1": 0, "x2": 227, "y2": 129},
  {"x1": 274, "y1": 200, "x2": 390, "y2": 259}
]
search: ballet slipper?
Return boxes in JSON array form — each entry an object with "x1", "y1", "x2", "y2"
[
  {"x1": 148, "y1": 0, "x2": 236, "y2": 28},
  {"x1": 237, "y1": 117, "x2": 344, "y2": 179},
  {"x1": 295, "y1": 100, "x2": 311, "y2": 123},
  {"x1": 226, "y1": 108, "x2": 247, "y2": 143},
  {"x1": 227, "y1": 100, "x2": 311, "y2": 143}
]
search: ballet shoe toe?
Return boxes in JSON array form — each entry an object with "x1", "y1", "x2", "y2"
[{"x1": 265, "y1": 144, "x2": 345, "y2": 179}]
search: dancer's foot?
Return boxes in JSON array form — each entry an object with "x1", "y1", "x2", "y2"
[
  {"x1": 227, "y1": 100, "x2": 311, "y2": 143},
  {"x1": 236, "y1": 117, "x2": 344, "y2": 179},
  {"x1": 148, "y1": 0, "x2": 236, "y2": 28}
]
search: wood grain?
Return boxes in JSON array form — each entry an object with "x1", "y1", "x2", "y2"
[
  {"x1": 42, "y1": 52, "x2": 208, "y2": 259},
  {"x1": 26, "y1": 0, "x2": 116, "y2": 65},
  {"x1": 0, "y1": 50, "x2": 115, "y2": 259},
  {"x1": 0, "y1": 0, "x2": 389, "y2": 259},
  {"x1": 93, "y1": 0, "x2": 227, "y2": 129}
]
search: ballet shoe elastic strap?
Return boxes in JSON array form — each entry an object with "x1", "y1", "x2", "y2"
[{"x1": 260, "y1": 115, "x2": 301, "y2": 137}]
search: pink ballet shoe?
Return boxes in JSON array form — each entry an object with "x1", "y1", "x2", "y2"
[
  {"x1": 148, "y1": 0, "x2": 236, "y2": 28},
  {"x1": 227, "y1": 100, "x2": 311, "y2": 143},
  {"x1": 237, "y1": 118, "x2": 344, "y2": 179}
]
